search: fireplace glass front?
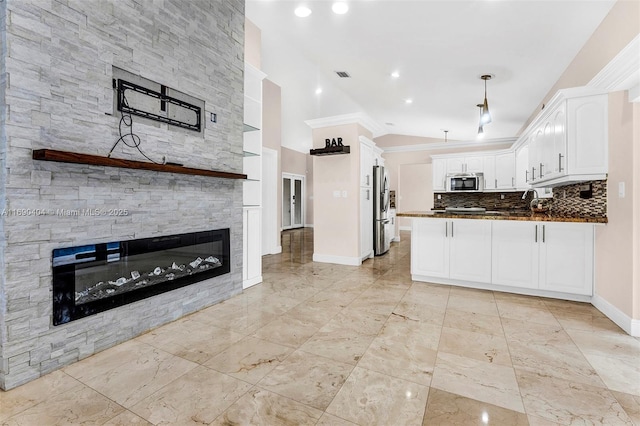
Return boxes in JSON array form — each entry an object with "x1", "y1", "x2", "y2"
[{"x1": 52, "y1": 229, "x2": 230, "y2": 325}]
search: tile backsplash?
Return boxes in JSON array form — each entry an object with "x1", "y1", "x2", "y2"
[{"x1": 433, "y1": 180, "x2": 607, "y2": 218}]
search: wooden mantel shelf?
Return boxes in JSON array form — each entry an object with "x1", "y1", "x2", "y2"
[{"x1": 32, "y1": 149, "x2": 247, "y2": 180}]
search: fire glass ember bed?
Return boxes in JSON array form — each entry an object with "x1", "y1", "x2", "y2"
[{"x1": 52, "y1": 229, "x2": 230, "y2": 325}]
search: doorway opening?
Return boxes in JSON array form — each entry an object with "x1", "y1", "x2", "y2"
[{"x1": 282, "y1": 173, "x2": 305, "y2": 230}]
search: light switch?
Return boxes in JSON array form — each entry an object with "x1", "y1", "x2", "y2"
[
  {"x1": 342, "y1": 190, "x2": 347, "y2": 198},
  {"x1": 619, "y1": 182, "x2": 626, "y2": 198},
  {"x1": 333, "y1": 190, "x2": 340, "y2": 198}
]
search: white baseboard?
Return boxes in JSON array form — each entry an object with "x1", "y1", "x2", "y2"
[
  {"x1": 263, "y1": 245, "x2": 282, "y2": 256},
  {"x1": 304, "y1": 223, "x2": 314, "y2": 228},
  {"x1": 399, "y1": 225, "x2": 411, "y2": 231},
  {"x1": 313, "y1": 253, "x2": 361, "y2": 266},
  {"x1": 592, "y1": 293, "x2": 640, "y2": 337}
]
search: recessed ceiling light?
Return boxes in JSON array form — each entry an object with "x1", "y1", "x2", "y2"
[
  {"x1": 294, "y1": 6, "x2": 312, "y2": 17},
  {"x1": 332, "y1": 2, "x2": 349, "y2": 14},
  {"x1": 405, "y1": 99, "x2": 413, "y2": 104},
  {"x1": 391, "y1": 71, "x2": 400, "y2": 79},
  {"x1": 315, "y1": 87, "x2": 322, "y2": 95}
]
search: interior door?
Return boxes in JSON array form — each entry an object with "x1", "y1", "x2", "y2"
[{"x1": 282, "y1": 174, "x2": 304, "y2": 230}]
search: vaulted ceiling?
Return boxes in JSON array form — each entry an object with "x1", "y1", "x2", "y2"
[{"x1": 246, "y1": 0, "x2": 616, "y2": 152}]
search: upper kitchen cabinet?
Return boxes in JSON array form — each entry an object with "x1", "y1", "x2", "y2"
[
  {"x1": 522, "y1": 87, "x2": 608, "y2": 187},
  {"x1": 446, "y1": 156, "x2": 483, "y2": 174},
  {"x1": 432, "y1": 158, "x2": 447, "y2": 192},
  {"x1": 494, "y1": 152, "x2": 516, "y2": 190}
]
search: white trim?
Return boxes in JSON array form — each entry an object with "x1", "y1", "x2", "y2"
[
  {"x1": 305, "y1": 112, "x2": 388, "y2": 137},
  {"x1": 304, "y1": 223, "x2": 314, "y2": 228},
  {"x1": 382, "y1": 137, "x2": 516, "y2": 153},
  {"x1": 588, "y1": 34, "x2": 640, "y2": 101},
  {"x1": 313, "y1": 253, "x2": 362, "y2": 266},
  {"x1": 282, "y1": 173, "x2": 305, "y2": 230},
  {"x1": 399, "y1": 225, "x2": 412, "y2": 231},
  {"x1": 243, "y1": 275, "x2": 263, "y2": 289},
  {"x1": 591, "y1": 293, "x2": 640, "y2": 337}
]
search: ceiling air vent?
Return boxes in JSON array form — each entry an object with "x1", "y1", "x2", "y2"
[{"x1": 335, "y1": 71, "x2": 351, "y2": 78}]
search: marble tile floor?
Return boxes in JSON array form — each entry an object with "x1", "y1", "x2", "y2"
[{"x1": 2, "y1": 228, "x2": 639, "y2": 425}]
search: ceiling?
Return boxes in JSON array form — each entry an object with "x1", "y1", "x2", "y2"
[{"x1": 245, "y1": 0, "x2": 616, "y2": 153}]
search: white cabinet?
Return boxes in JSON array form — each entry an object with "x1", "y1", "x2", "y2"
[
  {"x1": 411, "y1": 218, "x2": 449, "y2": 278},
  {"x1": 492, "y1": 221, "x2": 594, "y2": 295},
  {"x1": 495, "y1": 152, "x2": 515, "y2": 190},
  {"x1": 389, "y1": 208, "x2": 399, "y2": 242},
  {"x1": 243, "y1": 63, "x2": 266, "y2": 289},
  {"x1": 448, "y1": 219, "x2": 492, "y2": 283},
  {"x1": 243, "y1": 207, "x2": 262, "y2": 288},
  {"x1": 492, "y1": 221, "x2": 540, "y2": 289},
  {"x1": 539, "y1": 222, "x2": 594, "y2": 295},
  {"x1": 432, "y1": 158, "x2": 447, "y2": 192},
  {"x1": 483, "y1": 155, "x2": 496, "y2": 190},
  {"x1": 360, "y1": 141, "x2": 373, "y2": 188},
  {"x1": 524, "y1": 88, "x2": 608, "y2": 187},
  {"x1": 411, "y1": 218, "x2": 492, "y2": 283},
  {"x1": 446, "y1": 156, "x2": 483, "y2": 174},
  {"x1": 360, "y1": 187, "x2": 373, "y2": 260},
  {"x1": 515, "y1": 143, "x2": 529, "y2": 190}
]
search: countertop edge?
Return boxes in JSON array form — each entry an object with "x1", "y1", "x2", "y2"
[{"x1": 397, "y1": 211, "x2": 608, "y2": 224}]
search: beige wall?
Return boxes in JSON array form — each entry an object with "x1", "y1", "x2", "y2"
[
  {"x1": 397, "y1": 163, "x2": 433, "y2": 229},
  {"x1": 244, "y1": 19, "x2": 261, "y2": 69},
  {"x1": 634, "y1": 101, "x2": 640, "y2": 319},
  {"x1": 312, "y1": 123, "x2": 362, "y2": 260},
  {"x1": 263, "y1": 79, "x2": 282, "y2": 235},
  {"x1": 595, "y1": 91, "x2": 636, "y2": 316}
]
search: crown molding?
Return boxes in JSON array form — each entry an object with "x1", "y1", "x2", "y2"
[
  {"x1": 304, "y1": 113, "x2": 388, "y2": 137},
  {"x1": 588, "y1": 34, "x2": 640, "y2": 102},
  {"x1": 381, "y1": 137, "x2": 516, "y2": 153}
]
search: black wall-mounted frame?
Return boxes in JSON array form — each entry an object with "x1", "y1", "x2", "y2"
[{"x1": 117, "y1": 79, "x2": 202, "y2": 132}]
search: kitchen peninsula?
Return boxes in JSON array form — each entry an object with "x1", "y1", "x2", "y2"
[{"x1": 398, "y1": 209, "x2": 605, "y2": 302}]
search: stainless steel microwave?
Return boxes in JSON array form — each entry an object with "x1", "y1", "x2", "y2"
[{"x1": 446, "y1": 173, "x2": 484, "y2": 192}]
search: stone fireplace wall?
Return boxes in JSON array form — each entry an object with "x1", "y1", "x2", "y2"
[{"x1": 0, "y1": 0, "x2": 245, "y2": 390}]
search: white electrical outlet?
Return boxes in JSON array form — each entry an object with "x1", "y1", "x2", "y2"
[
  {"x1": 333, "y1": 190, "x2": 340, "y2": 198},
  {"x1": 342, "y1": 191, "x2": 347, "y2": 198},
  {"x1": 619, "y1": 182, "x2": 626, "y2": 198},
  {"x1": 437, "y1": 194, "x2": 441, "y2": 200}
]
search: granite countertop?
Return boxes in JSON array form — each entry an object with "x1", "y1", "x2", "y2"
[{"x1": 397, "y1": 210, "x2": 608, "y2": 224}]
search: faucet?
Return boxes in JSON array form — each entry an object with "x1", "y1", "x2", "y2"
[{"x1": 521, "y1": 188, "x2": 539, "y2": 200}]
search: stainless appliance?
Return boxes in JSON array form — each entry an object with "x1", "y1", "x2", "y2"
[
  {"x1": 373, "y1": 165, "x2": 390, "y2": 256},
  {"x1": 445, "y1": 172, "x2": 484, "y2": 192}
]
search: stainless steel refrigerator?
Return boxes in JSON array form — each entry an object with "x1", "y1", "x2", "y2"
[{"x1": 373, "y1": 165, "x2": 391, "y2": 256}]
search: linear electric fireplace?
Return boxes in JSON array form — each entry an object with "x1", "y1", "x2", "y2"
[{"x1": 52, "y1": 229, "x2": 230, "y2": 325}]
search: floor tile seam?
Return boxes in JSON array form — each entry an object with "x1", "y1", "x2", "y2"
[
  {"x1": 231, "y1": 383, "x2": 327, "y2": 422},
  {"x1": 609, "y1": 390, "x2": 640, "y2": 422},
  {"x1": 0, "y1": 371, "x2": 116, "y2": 424},
  {"x1": 62, "y1": 370, "x2": 132, "y2": 421},
  {"x1": 491, "y1": 294, "x2": 528, "y2": 417},
  {"x1": 430, "y1": 284, "x2": 451, "y2": 369},
  {"x1": 561, "y1": 325, "x2": 625, "y2": 388}
]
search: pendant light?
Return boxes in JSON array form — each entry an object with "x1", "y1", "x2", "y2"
[
  {"x1": 443, "y1": 129, "x2": 449, "y2": 143},
  {"x1": 480, "y1": 74, "x2": 493, "y2": 125},
  {"x1": 477, "y1": 104, "x2": 485, "y2": 139}
]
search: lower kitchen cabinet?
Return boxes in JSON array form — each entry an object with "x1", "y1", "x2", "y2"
[
  {"x1": 412, "y1": 218, "x2": 595, "y2": 298},
  {"x1": 538, "y1": 222, "x2": 594, "y2": 295},
  {"x1": 492, "y1": 221, "x2": 593, "y2": 295},
  {"x1": 411, "y1": 218, "x2": 491, "y2": 283}
]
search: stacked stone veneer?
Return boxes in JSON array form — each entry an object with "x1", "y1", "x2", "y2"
[
  {"x1": 433, "y1": 180, "x2": 607, "y2": 218},
  {"x1": 0, "y1": 0, "x2": 245, "y2": 390}
]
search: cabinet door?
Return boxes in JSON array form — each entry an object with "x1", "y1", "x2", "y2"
[
  {"x1": 360, "y1": 187, "x2": 373, "y2": 259},
  {"x1": 491, "y1": 221, "x2": 539, "y2": 289},
  {"x1": 432, "y1": 159, "x2": 447, "y2": 192},
  {"x1": 449, "y1": 219, "x2": 492, "y2": 283},
  {"x1": 538, "y1": 223, "x2": 594, "y2": 295},
  {"x1": 243, "y1": 207, "x2": 262, "y2": 288},
  {"x1": 464, "y1": 156, "x2": 484, "y2": 173},
  {"x1": 528, "y1": 128, "x2": 543, "y2": 182},
  {"x1": 446, "y1": 157, "x2": 465, "y2": 174},
  {"x1": 551, "y1": 104, "x2": 566, "y2": 176},
  {"x1": 515, "y1": 143, "x2": 529, "y2": 189},
  {"x1": 495, "y1": 152, "x2": 515, "y2": 190},
  {"x1": 483, "y1": 155, "x2": 496, "y2": 190},
  {"x1": 360, "y1": 142, "x2": 373, "y2": 187},
  {"x1": 411, "y1": 218, "x2": 449, "y2": 278},
  {"x1": 567, "y1": 95, "x2": 608, "y2": 176}
]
